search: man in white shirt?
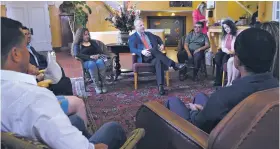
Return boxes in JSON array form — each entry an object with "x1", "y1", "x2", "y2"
[{"x1": 1, "y1": 17, "x2": 126, "y2": 149}]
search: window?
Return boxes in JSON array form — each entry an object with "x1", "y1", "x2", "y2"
[{"x1": 272, "y1": 1, "x2": 279, "y2": 21}]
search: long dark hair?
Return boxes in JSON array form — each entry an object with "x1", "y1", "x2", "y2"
[
  {"x1": 221, "y1": 20, "x2": 238, "y2": 39},
  {"x1": 71, "y1": 28, "x2": 90, "y2": 56}
]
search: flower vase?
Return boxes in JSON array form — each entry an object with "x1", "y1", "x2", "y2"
[{"x1": 117, "y1": 32, "x2": 129, "y2": 45}]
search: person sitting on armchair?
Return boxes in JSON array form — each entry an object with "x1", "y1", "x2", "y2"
[
  {"x1": 178, "y1": 21, "x2": 210, "y2": 81},
  {"x1": 165, "y1": 28, "x2": 278, "y2": 134},
  {"x1": 73, "y1": 28, "x2": 111, "y2": 94},
  {"x1": 22, "y1": 26, "x2": 73, "y2": 95},
  {"x1": 1, "y1": 17, "x2": 127, "y2": 149},
  {"x1": 128, "y1": 18, "x2": 186, "y2": 95}
]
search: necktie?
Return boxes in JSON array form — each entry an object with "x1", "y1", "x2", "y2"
[{"x1": 140, "y1": 34, "x2": 150, "y2": 49}]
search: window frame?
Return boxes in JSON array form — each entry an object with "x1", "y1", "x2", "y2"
[{"x1": 272, "y1": 1, "x2": 279, "y2": 21}]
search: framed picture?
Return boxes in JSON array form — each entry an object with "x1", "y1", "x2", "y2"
[
  {"x1": 169, "y1": 1, "x2": 192, "y2": 7},
  {"x1": 207, "y1": 1, "x2": 215, "y2": 9}
]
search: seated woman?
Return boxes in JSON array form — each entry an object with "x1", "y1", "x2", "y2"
[
  {"x1": 73, "y1": 28, "x2": 109, "y2": 94},
  {"x1": 214, "y1": 19, "x2": 240, "y2": 86},
  {"x1": 28, "y1": 64, "x2": 88, "y2": 126}
]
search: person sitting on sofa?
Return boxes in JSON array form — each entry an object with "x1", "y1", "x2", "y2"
[
  {"x1": 1, "y1": 17, "x2": 126, "y2": 149},
  {"x1": 165, "y1": 28, "x2": 279, "y2": 134}
]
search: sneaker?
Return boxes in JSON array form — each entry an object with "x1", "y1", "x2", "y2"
[
  {"x1": 95, "y1": 87, "x2": 102, "y2": 94},
  {"x1": 102, "y1": 86, "x2": 108, "y2": 93}
]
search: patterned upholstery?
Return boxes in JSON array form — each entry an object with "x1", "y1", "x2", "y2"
[{"x1": 1, "y1": 132, "x2": 49, "y2": 149}]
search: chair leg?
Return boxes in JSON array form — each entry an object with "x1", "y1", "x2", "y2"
[
  {"x1": 222, "y1": 71, "x2": 225, "y2": 87},
  {"x1": 134, "y1": 73, "x2": 138, "y2": 90},
  {"x1": 165, "y1": 71, "x2": 170, "y2": 87}
]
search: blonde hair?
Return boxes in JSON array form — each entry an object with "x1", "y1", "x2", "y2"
[
  {"x1": 134, "y1": 18, "x2": 143, "y2": 27},
  {"x1": 71, "y1": 28, "x2": 89, "y2": 56}
]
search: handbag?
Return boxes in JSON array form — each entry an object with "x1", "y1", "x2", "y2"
[{"x1": 44, "y1": 51, "x2": 63, "y2": 84}]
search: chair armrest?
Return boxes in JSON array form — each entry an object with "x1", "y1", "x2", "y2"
[
  {"x1": 136, "y1": 101, "x2": 208, "y2": 149},
  {"x1": 37, "y1": 79, "x2": 52, "y2": 88},
  {"x1": 132, "y1": 53, "x2": 137, "y2": 64},
  {"x1": 161, "y1": 50, "x2": 166, "y2": 56}
]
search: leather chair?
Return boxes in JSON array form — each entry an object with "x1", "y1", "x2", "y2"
[
  {"x1": 135, "y1": 87, "x2": 279, "y2": 149},
  {"x1": 132, "y1": 51, "x2": 170, "y2": 90}
]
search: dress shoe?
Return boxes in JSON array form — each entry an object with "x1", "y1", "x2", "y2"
[
  {"x1": 213, "y1": 81, "x2": 222, "y2": 86},
  {"x1": 158, "y1": 85, "x2": 165, "y2": 95},
  {"x1": 173, "y1": 63, "x2": 186, "y2": 71}
]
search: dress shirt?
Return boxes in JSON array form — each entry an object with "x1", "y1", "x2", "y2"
[
  {"x1": 1, "y1": 70, "x2": 94, "y2": 149},
  {"x1": 27, "y1": 44, "x2": 40, "y2": 66},
  {"x1": 137, "y1": 31, "x2": 152, "y2": 49}
]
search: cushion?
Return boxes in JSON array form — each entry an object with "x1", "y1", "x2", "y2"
[{"x1": 133, "y1": 63, "x2": 155, "y2": 73}]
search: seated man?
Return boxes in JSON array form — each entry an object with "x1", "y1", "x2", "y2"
[
  {"x1": 177, "y1": 21, "x2": 210, "y2": 81},
  {"x1": 165, "y1": 28, "x2": 278, "y2": 133},
  {"x1": 1, "y1": 17, "x2": 126, "y2": 149},
  {"x1": 129, "y1": 18, "x2": 186, "y2": 95},
  {"x1": 22, "y1": 26, "x2": 73, "y2": 95}
]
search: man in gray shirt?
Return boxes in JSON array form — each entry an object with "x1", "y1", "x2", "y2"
[{"x1": 177, "y1": 21, "x2": 210, "y2": 80}]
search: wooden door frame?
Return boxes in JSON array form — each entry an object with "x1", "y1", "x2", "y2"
[{"x1": 147, "y1": 16, "x2": 186, "y2": 47}]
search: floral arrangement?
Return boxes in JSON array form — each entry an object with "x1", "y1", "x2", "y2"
[{"x1": 105, "y1": 1, "x2": 141, "y2": 33}]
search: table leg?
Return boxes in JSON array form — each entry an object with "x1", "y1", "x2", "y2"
[{"x1": 114, "y1": 53, "x2": 121, "y2": 81}]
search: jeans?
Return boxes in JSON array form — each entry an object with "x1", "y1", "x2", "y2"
[
  {"x1": 89, "y1": 122, "x2": 127, "y2": 149},
  {"x1": 165, "y1": 93, "x2": 209, "y2": 120},
  {"x1": 83, "y1": 59, "x2": 106, "y2": 87}
]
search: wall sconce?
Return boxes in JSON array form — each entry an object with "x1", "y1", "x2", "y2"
[{"x1": 171, "y1": 13, "x2": 175, "y2": 16}]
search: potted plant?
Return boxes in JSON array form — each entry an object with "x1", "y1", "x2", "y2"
[
  {"x1": 59, "y1": 1, "x2": 92, "y2": 40},
  {"x1": 105, "y1": 1, "x2": 140, "y2": 44}
]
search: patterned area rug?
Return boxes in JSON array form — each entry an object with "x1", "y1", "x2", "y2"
[{"x1": 71, "y1": 71, "x2": 215, "y2": 134}]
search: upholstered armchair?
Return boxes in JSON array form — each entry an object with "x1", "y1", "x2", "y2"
[
  {"x1": 74, "y1": 39, "x2": 116, "y2": 92},
  {"x1": 132, "y1": 51, "x2": 170, "y2": 90},
  {"x1": 2, "y1": 128, "x2": 145, "y2": 149},
  {"x1": 135, "y1": 88, "x2": 279, "y2": 149}
]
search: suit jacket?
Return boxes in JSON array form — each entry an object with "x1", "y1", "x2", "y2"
[
  {"x1": 29, "y1": 46, "x2": 48, "y2": 70},
  {"x1": 128, "y1": 32, "x2": 159, "y2": 63}
]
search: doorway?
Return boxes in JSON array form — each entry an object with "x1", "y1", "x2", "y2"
[
  {"x1": 148, "y1": 16, "x2": 186, "y2": 47},
  {"x1": 6, "y1": 1, "x2": 52, "y2": 52}
]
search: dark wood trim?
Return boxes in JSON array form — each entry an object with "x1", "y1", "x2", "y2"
[
  {"x1": 147, "y1": 16, "x2": 186, "y2": 34},
  {"x1": 147, "y1": 16, "x2": 186, "y2": 47},
  {"x1": 53, "y1": 47, "x2": 62, "y2": 52}
]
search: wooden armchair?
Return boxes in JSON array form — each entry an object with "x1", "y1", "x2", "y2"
[{"x1": 132, "y1": 50, "x2": 170, "y2": 90}]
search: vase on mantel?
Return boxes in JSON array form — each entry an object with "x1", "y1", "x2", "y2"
[{"x1": 117, "y1": 32, "x2": 129, "y2": 45}]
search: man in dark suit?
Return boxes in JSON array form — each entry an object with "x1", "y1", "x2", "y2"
[
  {"x1": 22, "y1": 26, "x2": 73, "y2": 95},
  {"x1": 22, "y1": 26, "x2": 48, "y2": 70},
  {"x1": 128, "y1": 18, "x2": 185, "y2": 95}
]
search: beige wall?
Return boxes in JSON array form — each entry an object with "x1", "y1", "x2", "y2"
[
  {"x1": 135, "y1": 1, "x2": 200, "y2": 11},
  {"x1": 48, "y1": 5, "x2": 62, "y2": 48},
  {"x1": 1, "y1": 5, "x2": 6, "y2": 16}
]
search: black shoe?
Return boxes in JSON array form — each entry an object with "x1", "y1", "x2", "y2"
[
  {"x1": 193, "y1": 76, "x2": 199, "y2": 82},
  {"x1": 179, "y1": 74, "x2": 187, "y2": 81},
  {"x1": 213, "y1": 81, "x2": 222, "y2": 86},
  {"x1": 173, "y1": 63, "x2": 186, "y2": 71},
  {"x1": 158, "y1": 85, "x2": 165, "y2": 95}
]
